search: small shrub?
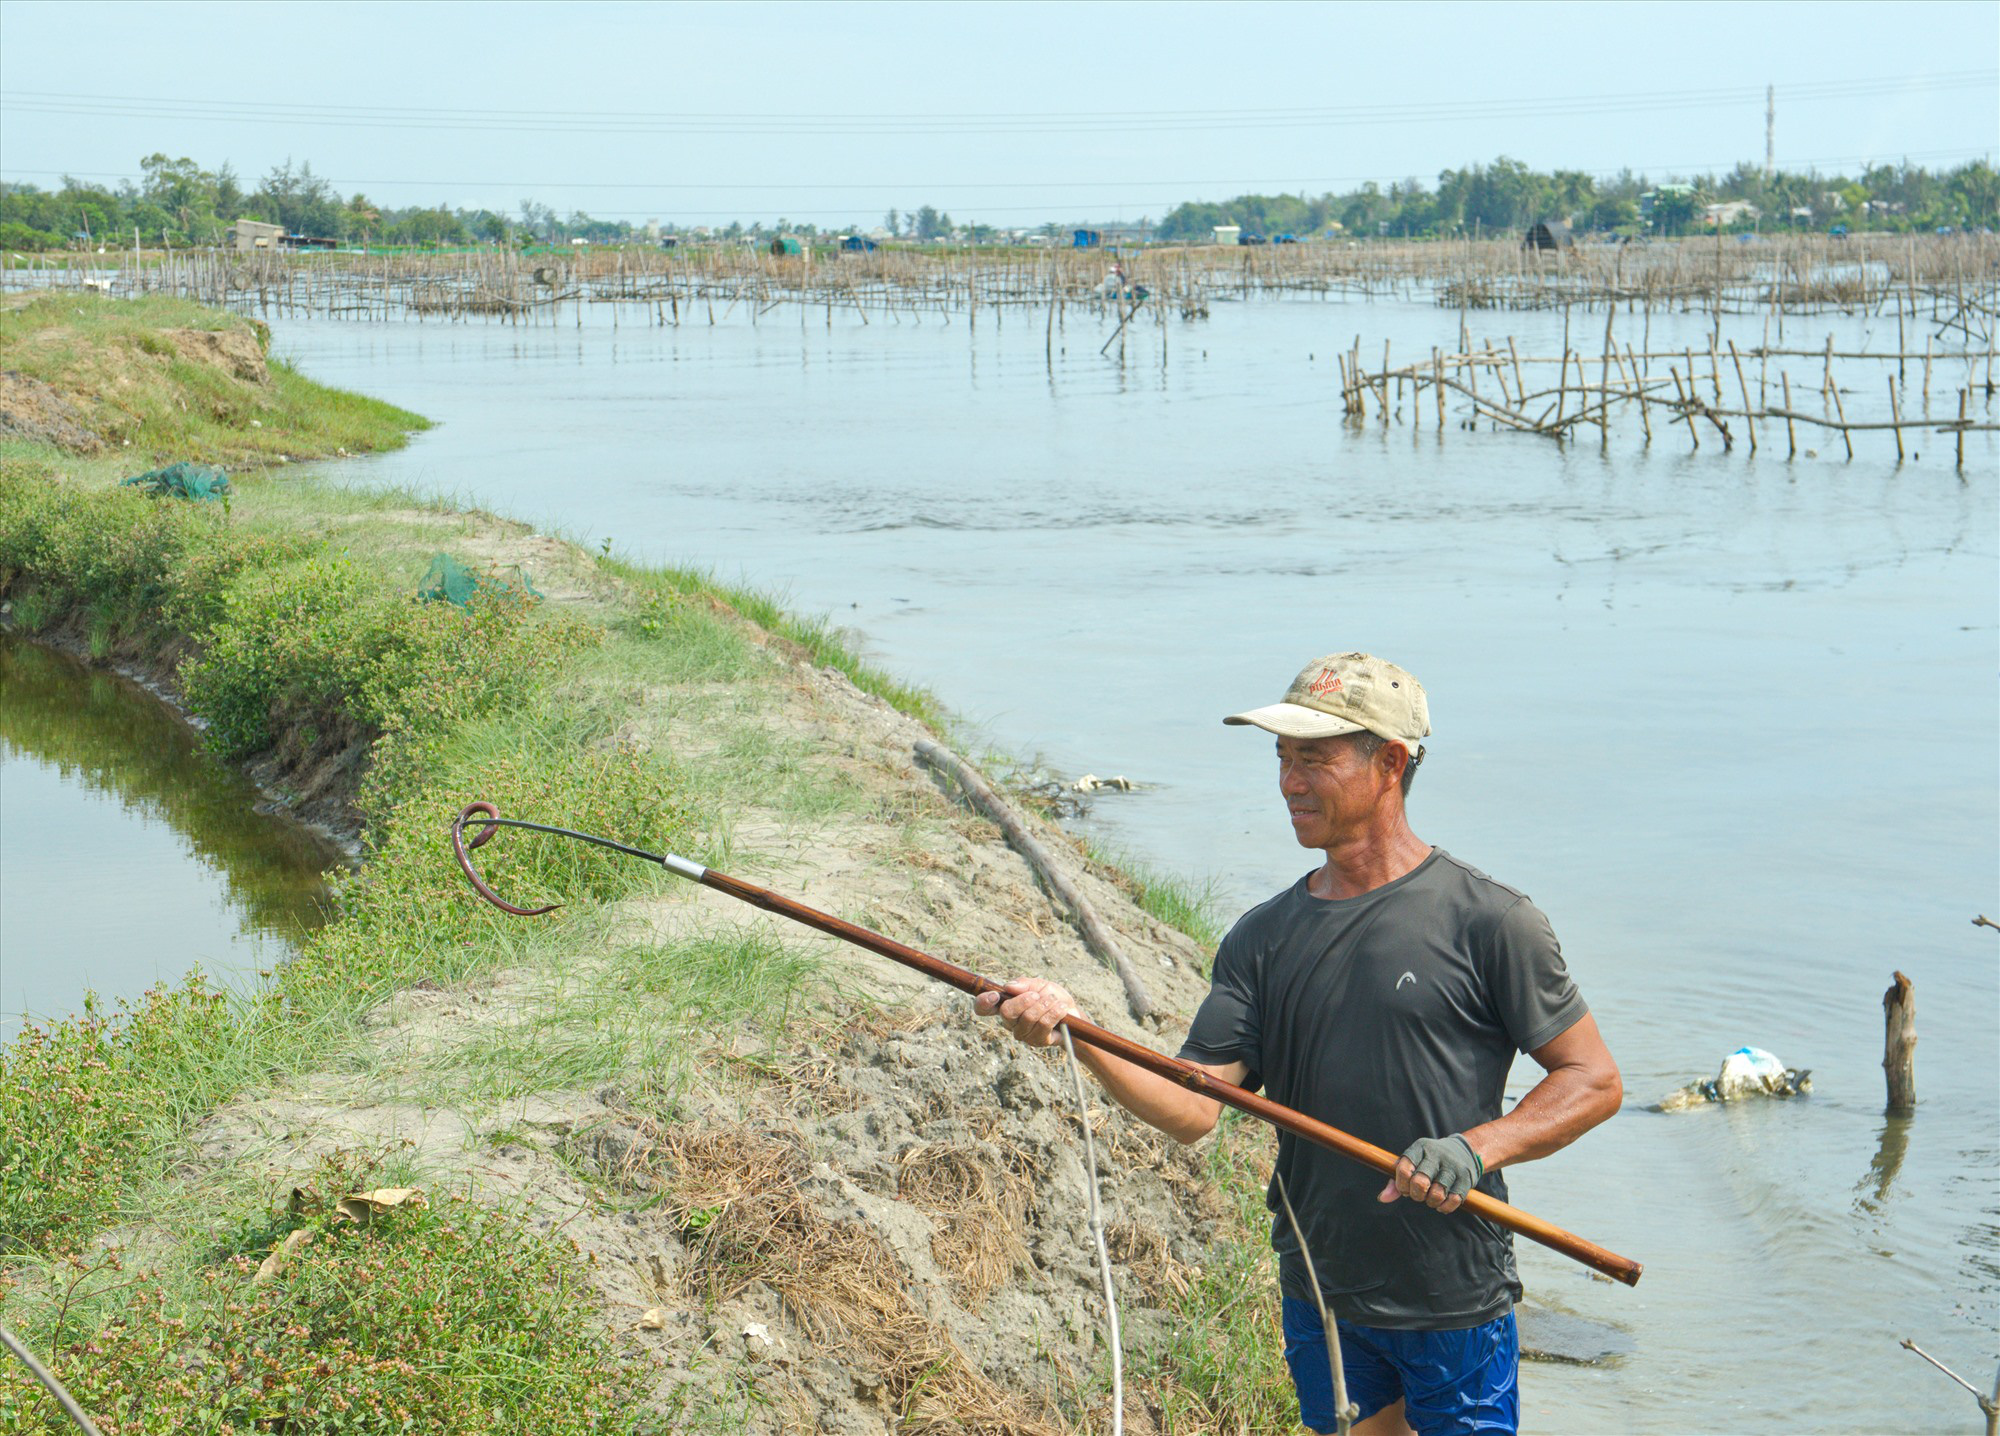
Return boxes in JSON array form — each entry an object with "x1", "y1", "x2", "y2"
[
  {"x1": 0, "y1": 477, "x2": 221, "y2": 624},
  {"x1": 292, "y1": 715, "x2": 697, "y2": 1012},
  {"x1": 181, "y1": 553, "x2": 593, "y2": 759},
  {"x1": 8, "y1": 588, "x2": 51, "y2": 630}
]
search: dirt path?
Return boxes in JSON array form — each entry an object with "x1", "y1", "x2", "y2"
[{"x1": 189, "y1": 527, "x2": 1241, "y2": 1432}]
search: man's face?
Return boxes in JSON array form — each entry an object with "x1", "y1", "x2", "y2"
[{"x1": 1275, "y1": 734, "x2": 1391, "y2": 849}]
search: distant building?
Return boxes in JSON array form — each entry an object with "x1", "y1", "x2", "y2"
[
  {"x1": 1072, "y1": 229, "x2": 1102, "y2": 249},
  {"x1": 1701, "y1": 201, "x2": 1760, "y2": 229},
  {"x1": 1523, "y1": 218, "x2": 1574, "y2": 251},
  {"x1": 1211, "y1": 224, "x2": 1241, "y2": 245},
  {"x1": 227, "y1": 219, "x2": 285, "y2": 251}
]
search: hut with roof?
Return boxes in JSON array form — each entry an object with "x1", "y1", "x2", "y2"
[{"x1": 1522, "y1": 218, "x2": 1574, "y2": 251}]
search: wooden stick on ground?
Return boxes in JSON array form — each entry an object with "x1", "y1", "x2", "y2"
[{"x1": 914, "y1": 738, "x2": 1157, "y2": 1022}]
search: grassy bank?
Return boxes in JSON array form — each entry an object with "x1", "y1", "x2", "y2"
[
  {"x1": 0, "y1": 292, "x2": 425, "y2": 468},
  {"x1": 0, "y1": 298, "x2": 1287, "y2": 1435}
]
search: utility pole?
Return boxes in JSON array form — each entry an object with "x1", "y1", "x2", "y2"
[{"x1": 1765, "y1": 85, "x2": 1776, "y2": 180}]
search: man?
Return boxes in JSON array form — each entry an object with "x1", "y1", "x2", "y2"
[{"x1": 976, "y1": 652, "x2": 1621, "y2": 1436}]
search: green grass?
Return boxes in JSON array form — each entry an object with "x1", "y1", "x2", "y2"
[
  {"x1": 1136, "y1": 1110, "x2": 1300, "y2": 1432},
  {"x1": 0, "y1": 292, "x2": 426, "y2": 466},
  {"x1": 0, "y1": 1166, "x2": 663, "y2": 1436},
  {"x1": 1084, "y1": 839, "x2": 1227, "y2": 951},
  {"x1": 602, "y1": 554, "x2": 945, "y2": 729},
  {"x1": 403, "y1": 928, "x2": 820, "y2": 1104}
]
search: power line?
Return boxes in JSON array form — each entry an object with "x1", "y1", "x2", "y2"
[
  {"x1": 1, "y1": 72, "x2": 1991, "y2": 137},
  {"x1": 4, "y1": 145, "x2": 1989, "y2": 194}
]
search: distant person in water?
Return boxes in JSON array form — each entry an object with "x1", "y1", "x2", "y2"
[{"x1": 977, "y1": 652, "x2": 1622, "y2": 1435}]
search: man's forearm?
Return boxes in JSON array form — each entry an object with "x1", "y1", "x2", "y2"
[
  {"x1": 1074, "y1": 1040, "x2": 1223, "y2": 1145},
  {"x1": 979, "y1": 978, "x2": 1231, "y2": 1143},
  {"x1": 1462, "y1": 1060, "x2": 1621, "y2": 1171}
]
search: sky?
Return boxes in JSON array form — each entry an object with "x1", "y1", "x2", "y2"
[{"x1": 1, "y1": 0, "x2": 1994, "y2": 230}]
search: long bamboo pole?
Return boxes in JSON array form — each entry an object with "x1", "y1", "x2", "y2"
[
  {"x1": 695, "y1": 858, "x2": 1645, "y2": 1285},
  {"x1": 449, "y1": 804, "x2": 1646, "y2": 1288}
]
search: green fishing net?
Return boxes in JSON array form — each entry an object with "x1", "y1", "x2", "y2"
[{"x1": 119, "y1": 462, "x2": 232, "y2": 501}]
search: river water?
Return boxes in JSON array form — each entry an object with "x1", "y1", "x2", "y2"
[
  {"x1": 0, "y1": 635, "x2": 339, "y2": 1046},
  {"x1": 7, "y1": 288, "x2": 1991, "y2": 1429}
]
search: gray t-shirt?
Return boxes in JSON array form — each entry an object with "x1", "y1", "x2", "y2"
[{"x1": 1179, "y1": 848, "x2": 1588, "y2": 1330}]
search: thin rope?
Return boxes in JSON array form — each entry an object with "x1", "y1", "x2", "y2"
[
  {"x1": 1059, "y1": 1024, "x2": 1123, "y2": 1436},
  {"x1": 1273, "y1": 1169, "x2": 1356, "y2": 1436},
  {"x1": 0, "y1": 1324, "x2": 103, "y2": 1436}
]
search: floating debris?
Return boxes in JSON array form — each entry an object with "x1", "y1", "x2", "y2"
[
  {"x1": 1070, "y1": 773, "x2": 1135, "y2": 793},
  {"x1": 1657, "y1": 1046, "x2": 1812, "y2": 1112}
]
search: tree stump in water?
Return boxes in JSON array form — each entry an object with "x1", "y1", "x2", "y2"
[{"x1": 1882, "y1": 971, "x2": 1917, "y2": 1115}]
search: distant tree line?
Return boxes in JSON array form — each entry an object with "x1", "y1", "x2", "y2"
[
  {"x1": 1153, "y1": 155, "x2": 1999, "y2": 240},
  {"x1": 0, "y1": 152, "x2": 982, "y2": 252},
  {"x1": 0, "y1": 155, "x2": 662, "y2": 252},
  {"x1": 2, "y1": 150, "x2": 1993, "y2": 253}
]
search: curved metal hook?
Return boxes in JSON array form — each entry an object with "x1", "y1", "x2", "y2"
[{"x1": 451, "y1": 801, "x2": 561, "y2": 917}]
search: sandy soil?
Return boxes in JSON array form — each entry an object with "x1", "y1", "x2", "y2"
[{"x1": 0, "y1": 368, "x2": 104, "y2": 453}]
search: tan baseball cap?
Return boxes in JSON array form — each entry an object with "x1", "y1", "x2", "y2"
[{"x1": 1224, "y1": 652, "x2": 1432, "y2": 748}]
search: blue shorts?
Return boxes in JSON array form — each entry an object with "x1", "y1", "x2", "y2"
[{"x1": 1281, "y1": 1296, "x2": 1519, "y2": 1435}]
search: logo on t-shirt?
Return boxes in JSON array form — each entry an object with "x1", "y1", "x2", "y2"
[{"x1": 1396, "y1": 971, "x2": 1416, "y2": 990}]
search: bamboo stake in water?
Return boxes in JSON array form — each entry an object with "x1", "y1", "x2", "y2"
[
  {"x1": 1670, "y1": 368, "x2": 1699, "y2": 449},
  {"x1": 1627, "y1": 345, "x2": 1652, "y2": 443},
  {"x1": 1730, "y1": 340, "x2": 1757, "y2": 452},
  {"x1": 1828, "y1": 380, "x2": 1855, "y2": 460}
]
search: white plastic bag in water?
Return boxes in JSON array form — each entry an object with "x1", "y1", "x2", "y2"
[{"x1": 1715, "y1": 1046, "x2": 1787, "y2": 1098}]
